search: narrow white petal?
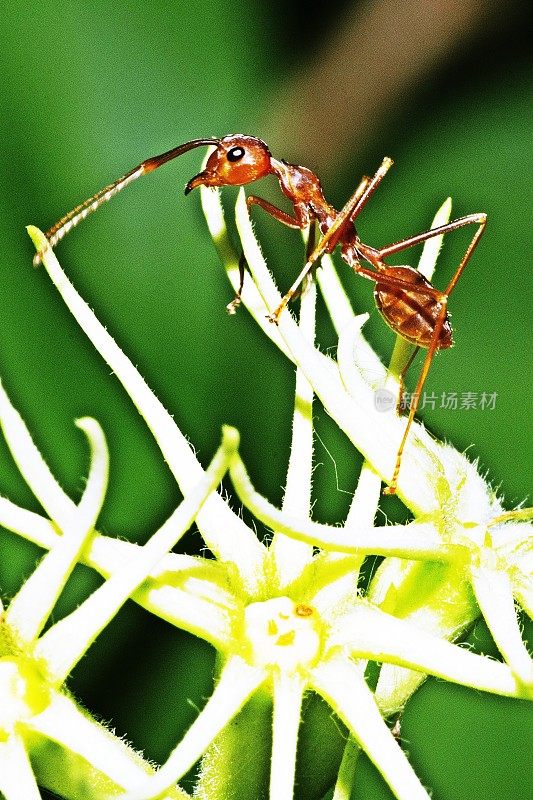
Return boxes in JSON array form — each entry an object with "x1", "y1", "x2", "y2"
[
  {"x1": 35, "y1": 436, "x2": 232, "y2": 684},
  {"x1": 122, "y1": 657, "x2": 266, "y2": 800},
  {"x1": 199, "y1": 182, "x2": 291, "y2": 358},
  {"x1": 334, "y1": 604, "x2": 523, "y2": 698},
  {"x1": 0, "y1": 379, "x2": 71, "y2": 523},
  {"x1": 27, "y1": 226, "x2": 266, "y2": 594},
  {"x1": 270, "y1": 673, "x2": 304, "y2": 800},
  {"x1": 0, "y1": 497, "x2": 57, "y2": 549},
  {"x1": 234, "y1": 190, "x2": 442, "y2": 513},
  {"x1": 0, "y1": 734, "x2": 42, "y2": 800},
  {"x1": 310, "y1": 656, "x2": 430, "y2": 800},
  {"x1": 0, "y1": 499, "x2": 234, "y2": 650},
  {"x1": 471, "y1": 563, "x2": 533, "y2": 686},
  {"x1": 31, "y1": 692, "x2": 192, "y2": 796},
  {"x1": 6, "y1": 418, "x2": 108, "y2": 643},
  {"x1": 417, "y1": 198, "x2": 452, "y2": 281},
  {"x1": 229, "y1": 451, "x2": 456, "y2": 558},
  {"x1": 272, "y1": 272, "x2": 316, "y2": 587}
]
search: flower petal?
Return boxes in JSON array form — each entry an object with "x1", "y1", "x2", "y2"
[
  {"x1": 27, "y1": 226, "x2": 266, "y2": 594},
  {"x1": 310, "y1": 655, "x2": 430, "y2": 800},
  {"x1": 121, "y1": 657, "x2": 266, "y2": 800},
  {"x1": 0, "y1": 734, "x2": 41, "y2": 800},
  {"x1": 6, "y1": 418, "x2": 108, "y2": 643},
  {"x1": 270, "y1": 673, "x2": 305, "y2": 800},
  {"x1": 34, "y1": 432, "x2": 233, "y2": 684},
  {"x1": 333, "y1": 604, "x2": 525, "y2": 699}
]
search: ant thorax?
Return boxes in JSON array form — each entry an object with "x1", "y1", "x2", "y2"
[{"x1": 270, "y1": 158, "x2": 336, "y2": 231}]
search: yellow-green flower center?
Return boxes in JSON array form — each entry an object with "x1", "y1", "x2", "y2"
[{"x1": 243, "y1": 597, "x2": 323, "y2": 672}]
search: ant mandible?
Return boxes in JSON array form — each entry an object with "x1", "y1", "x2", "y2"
[{"x1": 34, "y1": 134, "x2": 487, "y2": 495}]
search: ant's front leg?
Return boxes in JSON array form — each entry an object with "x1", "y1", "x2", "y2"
[
  {"x1": 267, "y1": 176, "x2": 378, "y2": 323},
  {"x1": 226, "y1": 250, "x2": 247, "y2": 314},
  {"x1": 227, "y1": 195, "x2": 308, "y2": 314},
  {"x1": 246, "y1": 196, "x2": 307, "y2": 230}
]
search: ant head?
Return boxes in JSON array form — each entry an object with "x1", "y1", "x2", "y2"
[{"x1": 185, "y1": 135, "x2": 272, "y2": 194}]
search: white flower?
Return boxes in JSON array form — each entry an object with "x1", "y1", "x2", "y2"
[{"x1": 18, "y1": 211, "x2": 532, "y2": 800}]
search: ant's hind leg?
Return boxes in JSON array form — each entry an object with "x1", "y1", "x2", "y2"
[
  {"x1": 384, "y1": 307, "x2": 448, "y2": 495},
  {"x1": 394, "y1": 346, "x2": 420, "y2": 414},
  {"x1": 378, "y1": 213, "x2": 487, "y2": 296}
]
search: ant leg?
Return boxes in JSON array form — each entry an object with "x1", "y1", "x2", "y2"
[
  {"x1": 305, "y1": 218, "x2": 319, "y2": 259},
  {"x1": 394, "y1": 346, "x2": 420, "y2": 414},
  {"x1": 324, "y1": 157, "x2": 393, "y2": 254},
  {"x1": 349, "y1": 218, "x2": 486, "y2": 493},
  {"x1": 246, "y1": 196, "x2": 305, "y2": 229},
  {"x1": 382, "y1": 214, "x2": 486, "y2": 495},
  {"x1": 357, "y1": 212, "x2": 487, "y2": 276},
  {"x1": 443, "y1": 214, "x2": 487, "y2": 296},
  {"x1": 349, "y1": 263, "x2": 444, "y2": 304},
  {"x1": 346, "y1": 157, "x2": 393, "y2": 225},
  {"x1": 325, "y1": 176, "x2": 369, "y2": 253},
  {"x1": 227, "y1": 195, "x2": 307, "y2": 313},
  {"x1": 383, "y1": 304, "x2": 448, "y2": 495},
  {"x1": 226, "y1": 250, "x2": 247, "y2": 314},
  {"x1": 377, "y1": 214, "x2": 487, "y2": 277},
  {"x1": 267, "y1": 167, "x2": 389, "y2": 323}
]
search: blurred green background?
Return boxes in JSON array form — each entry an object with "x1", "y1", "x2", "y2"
[{"x1": 1, "y1": 1, "x2": 532, "y2": 798}]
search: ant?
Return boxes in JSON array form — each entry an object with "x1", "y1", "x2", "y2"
[{"x1": 34, "y1": 134, "x2": 487, "y2": 494}]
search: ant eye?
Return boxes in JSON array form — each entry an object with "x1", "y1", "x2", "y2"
[{"x1": 227, "y1": 146, "x2": 245, "y2": 162}]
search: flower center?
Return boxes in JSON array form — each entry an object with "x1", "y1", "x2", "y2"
[
  {"x1": 0, "y1": 657, "x2": 51, "y2": 739},
  {"x1": 243, "y1": 597, "x2": 323, "y2": 672}
]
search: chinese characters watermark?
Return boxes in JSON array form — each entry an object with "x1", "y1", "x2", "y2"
[{"x1": 374, "y1": 389, "x2": 498, "y2": 413}]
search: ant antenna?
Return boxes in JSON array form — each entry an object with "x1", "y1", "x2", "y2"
[{"x1": 33, "y1": 138, "x2": 218, "y2": 266}]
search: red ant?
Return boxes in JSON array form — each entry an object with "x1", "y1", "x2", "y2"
[{"x1": 34, "y1": 134, "x2": 487, "y2": 494}]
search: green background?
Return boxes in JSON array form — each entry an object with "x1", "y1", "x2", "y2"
[{"x1": 1, "y1": 1, "x2": 532, "y2": 798}]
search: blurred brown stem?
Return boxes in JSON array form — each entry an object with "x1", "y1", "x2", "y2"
[{"x1": 263, "y1": 0, "x2": 516, "y2": 176}]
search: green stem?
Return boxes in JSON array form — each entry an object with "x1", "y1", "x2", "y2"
[{"x1": 332, "y1": 738, "x2": 360, "y2": 800}]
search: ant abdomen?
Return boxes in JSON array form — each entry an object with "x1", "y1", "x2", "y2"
[{"x1": 374, "y1": 266, "x2": 453, "y2": 349}]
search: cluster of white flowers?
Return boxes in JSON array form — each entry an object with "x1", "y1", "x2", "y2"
[{"x1": 0, "y1": 186, "x2": 530, "y2": 800}]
